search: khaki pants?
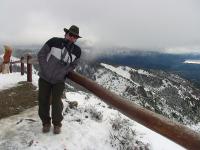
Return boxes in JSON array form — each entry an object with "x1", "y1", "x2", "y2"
[{"x1": 2, "y1": 63, "x2": 10, "y2": 74}]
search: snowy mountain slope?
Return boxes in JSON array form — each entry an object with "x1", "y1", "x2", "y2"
[
  {"x1": 0, "y1": 71, "x2": 186, "y2": 150},
  {"x1": 76, "y1": 62, "x2": 200, "y2": 126}
]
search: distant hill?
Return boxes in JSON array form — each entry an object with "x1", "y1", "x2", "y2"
[{"x1": 97, "y1": 51, "x2": 200, "y2": 87}]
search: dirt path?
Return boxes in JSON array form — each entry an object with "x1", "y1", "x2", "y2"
[{"x1": 0, "y1": 81, "x2": 38, "y2": 119}]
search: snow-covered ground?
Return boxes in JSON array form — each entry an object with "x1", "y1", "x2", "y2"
[{"x1": 0, "y1": 73, "x2": 186, "y2": 150}]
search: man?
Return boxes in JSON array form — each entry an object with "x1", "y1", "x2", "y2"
[
  {"x1": 37, "y1": 25, "x2": 82, "y2": 134},
  {"x1": 2, "y1": 45, "x2": 12, "y2": 74}
]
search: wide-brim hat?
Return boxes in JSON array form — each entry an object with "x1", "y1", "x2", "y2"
[{"x1": 64, "y1": 25, "x2": 82, "y2": 38}]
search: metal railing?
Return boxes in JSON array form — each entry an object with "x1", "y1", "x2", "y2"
[{"x1": 9, "y1": 56, "x2": 200, "y2": 149}]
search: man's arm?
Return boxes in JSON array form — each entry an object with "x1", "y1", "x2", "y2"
[{"x1": 37, "y1": 38, "x2": 55, "y2": 73}]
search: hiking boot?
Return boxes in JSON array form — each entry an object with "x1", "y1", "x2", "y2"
[
  {"x1": 53, "y1": 126, "x2": 61, "y2": 134},
  {"x1": 42, "y1": 124, "x2": 51, "y2": 133}
]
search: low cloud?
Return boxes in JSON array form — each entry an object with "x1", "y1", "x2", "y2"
[{"x1": 0, "y1": 0, "x2": 200, "y2": 54}]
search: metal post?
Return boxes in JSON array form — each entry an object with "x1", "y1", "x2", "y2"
[
  {"x1": 27, "y1": 55, "x2": 32, "y2": 82},
  {"x1": 21, "y1": 57, "x2": 24, "y2": 75},
  {"x1": 67, "y1": 71, "x2": 200, "y2": 150}
]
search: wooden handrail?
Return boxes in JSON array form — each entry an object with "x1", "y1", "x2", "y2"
[
  {"x1": 10, "y1": 56, "x2": 37, "y2": 82},
  {"x1": 11, "y1": 57, "x2": 38, "y2": 64}
]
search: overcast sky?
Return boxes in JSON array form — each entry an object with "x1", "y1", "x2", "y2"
[{"x1": 0, "y1": 0, "x2": 200, "y2": 53}]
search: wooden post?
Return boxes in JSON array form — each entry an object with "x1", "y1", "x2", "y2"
[
  {"x1": 9, "y1": 61, "x2": 12, "y2": 73},
  {"x1": 21, "y1": 57, "x2": 24, "y2": 75},
  {"x1": 27, "y1": 55, "x2": 32, "y2": 82}
]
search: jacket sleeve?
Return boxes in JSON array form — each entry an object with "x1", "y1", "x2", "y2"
[
  {"x1": 37, "y1": 44, "x2": 50, "y2": 75},
  {"x1": 37, "y1": 38, "x2": 55, "y2": 74}
]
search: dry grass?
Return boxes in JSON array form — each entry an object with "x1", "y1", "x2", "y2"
[{"x1": 0, "y1": 81, "x2": 38, "y2": 119}]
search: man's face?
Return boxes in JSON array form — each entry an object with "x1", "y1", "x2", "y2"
[{"x1": 65, "y1": 33, "x2": 79, "y2": 43}]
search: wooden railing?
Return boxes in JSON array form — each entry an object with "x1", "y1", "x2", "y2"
[
  {"x1": 9, "y1": 56, "x2": 200, "y2": 150},
  {"x1": 10, "y1": 55, "x2": 37, "y2": 82}
]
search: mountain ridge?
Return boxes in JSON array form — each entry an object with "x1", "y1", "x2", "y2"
[{"x1": 75, "y1": 61, "x2": 200, "y2": 125}]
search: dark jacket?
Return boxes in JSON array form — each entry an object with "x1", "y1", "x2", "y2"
[{"x1": 37, "y1": 37, "x2": 81, "y2": 84}]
